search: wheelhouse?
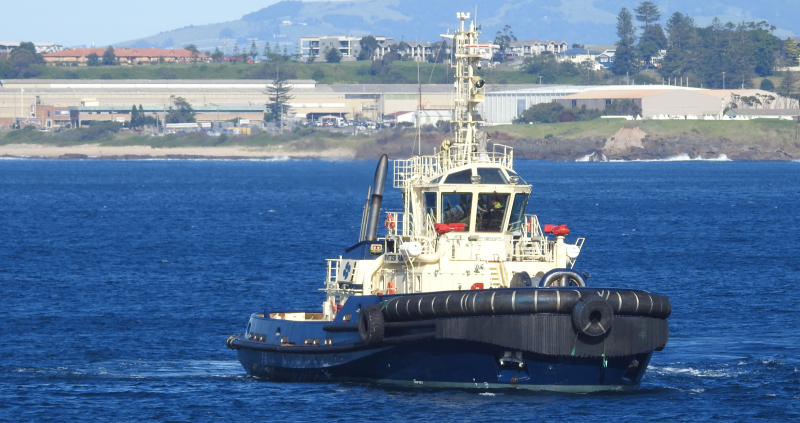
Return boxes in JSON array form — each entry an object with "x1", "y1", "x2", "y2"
[{"x1": 419, "y1": 164, "x2": 531, "y2": 234}]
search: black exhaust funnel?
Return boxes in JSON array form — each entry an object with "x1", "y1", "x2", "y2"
[{"x1": 364, "y1": 154, "x2": 389, "y2": 241}]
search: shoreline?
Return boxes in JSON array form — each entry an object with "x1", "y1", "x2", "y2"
[{"x1": 0, "y1": 144, "x2": 356, "y2": 160}]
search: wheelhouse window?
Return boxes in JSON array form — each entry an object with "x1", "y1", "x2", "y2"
[
  {"x1": 476, "y1": 193, "x2": 510, "y2": 232},
  {"x1": 507, "y1": 193, "x2": 529, "y2": 232},
  {"x1": 476, "y1": 168, "x2": 508, "y2": 184},
  {"x1": 441, "y1": 193, "x2": 472, "y2": 228},
  {"x1": 424, "y1": 192, "x2": 437, "y2": 222},
  {"x1": 444, "y1": 169, "x2": 473, "y2": 184}
]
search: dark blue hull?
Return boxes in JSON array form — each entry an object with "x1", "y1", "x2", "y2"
[
  {"x1": 233, "y1": 339, "x2": 653, "y2": 392},
  {"x1": 229, "y1": 290, "x2": 668, "y2": 392}
]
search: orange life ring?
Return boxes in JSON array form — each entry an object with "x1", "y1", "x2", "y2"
[
  {"x1": 387, "y1": 281, "x2": 396, "y2": 295},
  {"x1": 385, "y1": 214, "x2": 396, "y2": 230},
  {"x1": 526, "y1": 217, "x2": 533, "y2": 233}
]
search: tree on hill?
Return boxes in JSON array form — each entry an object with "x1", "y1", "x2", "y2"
[
  {"x1": 211, "y1": 47, "x2": 224, "y2": 62},
  {"x1": 102, "y1": 46, "x2": 116, "y2": 65},
  {"x1": 493, "y1": 25, "x2": 517, "y2": 62},
  {"x1": 604, "y1": 99, "x2": 642, "y2": 117},
  {"x1": 0, "y1": 41, "x2": 44, "y2": 78},
  {"x1": 166, "y1": 96, "x2": 196, "y2": 123},
  {"x1": 358, "y1": 36, "x2": 379, "y2": 60},
  {"x1": 325, "y1": 47, "x2": 342, "y2": 63},
  {"x1": 184, "y1": 44, "x2": 200, "y2": 62},
  {"x1": 749, "y1": 26, "x2": 780, "y2": 77},
  {"x1": 263, "y1": 42, "x2": 273, "y2": 61},
  {"x1": 15, "y1": 42, "x2": 44, "y2": 64},
  {"x1": 250, "y1": 39, "x2": 259, "y2": 61},
  {"x1": 513, "y1": 102, "x2": 601, "y2": 124},
  {"x1": 613, "y1": 7, "x2": 638, "y2": 76},
  {"x1": 778, "y1": 71, "x2": 797, "y2": 96},
  {"x1": 634, "y1": 1, "x2": 661, "y2": 30},
  {"x1": 130, "y1": 105, "x2": 140, "y2": 128},
  {"x1": 522, "y1": 53, "x2": 581, "y2": 83},
  {"x1": 514, "y1": 102, "x2": 565, "y2": 124},
  {"x1": 782, "y1": 37, "x2": 800, "y2": 66},
  {"x1": 427, "y1": 40, "x2": 448, "y2": 63},
  {"x1": 265, "y1": 68, "x2": 293, "y2": 129},
  {"x1": 639, "y1": 24, "x2": 667, "y2": 67},
  {"x1": 87, "y1": 53, "x2": 101, "y2": 66},
  {"x1": 660, "y1": 12, "x2": 698, "y2": 80},
  {"x1": 760, "y1": 79, "x2": 775, "y2": 91}
]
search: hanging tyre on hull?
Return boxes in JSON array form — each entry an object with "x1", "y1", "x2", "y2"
[
  {"x1": 572, "y1": 295, "x2": 613, "y2": 337},
  {"x1": 359, "y1": 305, "x2": 385, "y2": 346}
]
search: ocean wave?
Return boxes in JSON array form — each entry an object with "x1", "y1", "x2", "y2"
[
  {"x1": 11, "y1": 360, "x2": 244, "y2": 380},
  {"x1": 575, "y1": 152, "x2": 607, "y2": 162},
  {"x1": 609, "y1": 154, "x2": 732, "y2": 162},
  {"x1": 650, "y1": 365, "x2": 738, "y2": 378}
]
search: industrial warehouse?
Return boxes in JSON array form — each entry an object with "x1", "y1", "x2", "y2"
[{"x1": 0, "y1": 79, "x2": 797, "y2": 130}]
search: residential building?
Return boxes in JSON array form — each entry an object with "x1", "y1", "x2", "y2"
[
  {"x1": 301, "y1": 36, "x2": 393, "y2": 61},
  {"x1": 508, "y1": 39, "x2": 568, "y2": 57},
  {"x1": 405, "y1": 41, "x2": 433, "y2": 62},
  {"x1": 556, "y1": 48, "x2": 602, "y2": 66},
  {"x1": 0, "y1": 42, "x2": 63, "y2": 54},
  {"x1": 597, "y1": 49, "x2": 615, "y2": 68},
  {"x1": 42, "y1": 48, "x2": 208, "y2": 65},
  {"x1": 375, "y1": 39, "x2": 396, "y2": 59}
]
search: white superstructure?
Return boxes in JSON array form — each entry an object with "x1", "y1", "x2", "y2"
[{"x1": 322, "y1": 13, "x2": 584, "y2": 321}]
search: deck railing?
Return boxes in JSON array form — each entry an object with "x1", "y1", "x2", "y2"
[{"x1": 394, "y1": 143, "x2": 514, "y2": 188}]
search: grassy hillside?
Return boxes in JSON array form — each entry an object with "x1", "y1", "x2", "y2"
[
  {"x1": 496, "y1": 119, "x2": 800, "y2": 143},
  {"x1": 33, "y1": 61, "x2": 577, "y2": 84}
]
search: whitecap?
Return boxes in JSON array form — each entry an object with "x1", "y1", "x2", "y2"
[
  {"x1": 608, "y1": 153, "x2": 732, "y2": 162},
  {"x1": 655, "y1": 366, "x2": 734, "y2": 378}
]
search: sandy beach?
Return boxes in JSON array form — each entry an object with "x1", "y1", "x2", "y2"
[{"x1": 0, "y1": 144, "x2": 356, "y2": 160}]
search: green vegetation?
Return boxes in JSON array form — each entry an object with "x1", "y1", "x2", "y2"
[
  {"x1": 497, "y1": 119, "x2": 800, "y2": 143},
  {"x1": 0, "y1": 124, "x2": 365, "y2": 150},
  {"x1": 165, "y1": 96, "x2": 196, "y2": 123},
  {"x1": 514, "y1": 99, "x2": 642, "y2": 124},
  {"x1": 514, "y1": 103, "x2": 602, "y2": 124},
  {"x1": 22, "y1": 60, "x2": 564, "y2": 84},
  {"x1": 0, "y1": 42, "x2": 44, "y2": 78},
  {"x1": 265, "y1": 69, "x2": 294, "y2": 126}
]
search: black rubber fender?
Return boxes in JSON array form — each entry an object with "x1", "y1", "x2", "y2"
[
  {"x1": 572, "y1": 295, "x2": 613, "y2": 337},
  {"x1": 358, "y1": 305, "x2": 385, "y2": 346}
]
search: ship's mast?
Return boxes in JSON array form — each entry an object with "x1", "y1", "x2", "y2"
[{"x1": 444, "y1": 12, "x2": 487, "y2": 165}]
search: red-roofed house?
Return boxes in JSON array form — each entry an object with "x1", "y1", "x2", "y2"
[{"x1": 43, "y1": 48, "x2": 209, "y2": 65}]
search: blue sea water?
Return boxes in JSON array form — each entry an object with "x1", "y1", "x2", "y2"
[{"x1": 1, "y1": 158, "x2": 799, "y2": 422}]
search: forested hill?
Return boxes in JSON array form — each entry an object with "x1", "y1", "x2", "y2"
[{"x1": 117, "y1": 0, "x2": 797, "y2": 50}]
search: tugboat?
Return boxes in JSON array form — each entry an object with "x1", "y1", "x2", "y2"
[{"x1": 226, "y1": 12, "x2": 671, "y2": 392}]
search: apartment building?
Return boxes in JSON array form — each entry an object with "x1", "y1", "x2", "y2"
[{"x1": 508, "y1": 39, "x2": 568, "y2": 57}]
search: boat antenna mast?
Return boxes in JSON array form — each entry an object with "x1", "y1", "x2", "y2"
[{"x1": 442, "y1": 12, "x2": 488, "y2": 165}]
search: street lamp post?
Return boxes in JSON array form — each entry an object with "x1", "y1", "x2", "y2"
[{"x1": 210, "y1": 103, "x2": 220, "y2": 123}]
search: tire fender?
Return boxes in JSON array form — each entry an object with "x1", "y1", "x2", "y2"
[
  {"x1": 358, "y1": 305, "x2": 385, "y2": 346},
  {"x1": 572, "y1": 295, "x2": 613, "y2": 337}
]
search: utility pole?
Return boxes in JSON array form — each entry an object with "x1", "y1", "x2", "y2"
[
  {"x1": 210, "y1": 103, "x2": 220, "y2": 123},
  {"x1": 722, "y1": 72, "x2": 726, "y2": 90}
]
